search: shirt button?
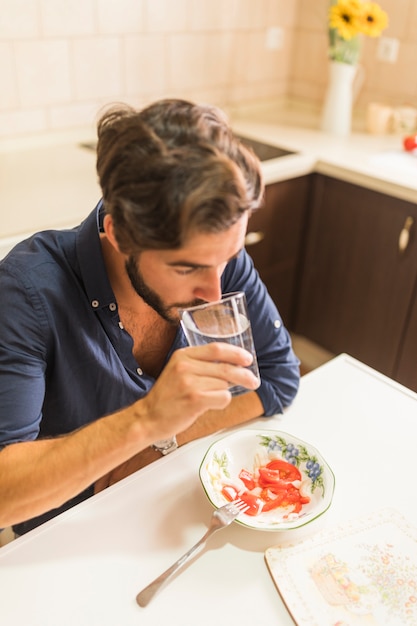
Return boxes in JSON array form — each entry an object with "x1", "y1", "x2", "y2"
[
  {"x1": 91, "y1": 299, "x2": 99, "y2": 308},
  {"x1": 274, "y1": 319, "x2": 281, "y2": 329},
  {"x1": 109, "y1": 302, "x2": 117, "y2": 311},
  {"x1": 137, "y1": 367, "x2": 143, "y2": 376}
]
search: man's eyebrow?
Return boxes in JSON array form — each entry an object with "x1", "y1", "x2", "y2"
[
  {"x1": 167, "y1": 248, "x2": 243, "y2": 269},
  {"x1": 168, "y1": 260, "x2": 209, "y2": 269}
]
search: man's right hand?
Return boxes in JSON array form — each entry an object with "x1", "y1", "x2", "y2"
[{"x1": 138, "y1": 342, "x2": 259, "y2": 441}]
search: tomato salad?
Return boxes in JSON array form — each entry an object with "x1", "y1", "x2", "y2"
[{"x1": 221, "y1": 458, "x2": 310, "y2": 517}]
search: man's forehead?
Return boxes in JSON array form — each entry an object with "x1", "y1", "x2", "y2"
[
  {"x1": 168, "y1": 219, "x2": 247, "y2": 265},
  {"x1": 166, "y1": 247, "x2": 243, "y2": 269}
]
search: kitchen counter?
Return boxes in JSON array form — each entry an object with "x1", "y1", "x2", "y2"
[
  {"x1": 0, "y1": 130, "x2": 100, "y2": 257},
  {"x1": 231, "y1": 100, "x2": 417, "y2": 203},
  {"x1": 1, "y1": 100, "x2": 417, "y2": 258}
]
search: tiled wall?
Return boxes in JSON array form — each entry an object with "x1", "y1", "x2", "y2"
[
  {"x1": 0, "y1": 0, "x2": 296, "y2": 139},
  {"x1": 1, "y1": 0, "x2": 416, "y2": 140},
  {"x1": 293, "y1": 0, "x2": 417, "y2": 111}
]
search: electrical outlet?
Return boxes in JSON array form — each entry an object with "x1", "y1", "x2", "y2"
[
  {"x1": 265, "y1": 26, "x2": 284, "y2": 50},
  {"x1": 377, "y1": 37, "x2": 399, "y2": 63}
]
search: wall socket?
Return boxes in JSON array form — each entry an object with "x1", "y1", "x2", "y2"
[
  {"x1": 265, "y1": 26, "x2": 284, "y2": 50},
  {"x1": 377, "y1": 37, "x2": 400, "y2": 63}
]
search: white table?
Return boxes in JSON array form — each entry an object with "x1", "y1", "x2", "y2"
[{"x1": 1, "y1": 354, "x2": 416, "y2": 625}]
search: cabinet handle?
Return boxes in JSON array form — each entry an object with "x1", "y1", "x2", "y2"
[
  {"x1": 398, "y1": 216, "x2": 414, "y2": 253},
  {"x1": 245, "y1": 231, "x2": 265, "y2": 246}
]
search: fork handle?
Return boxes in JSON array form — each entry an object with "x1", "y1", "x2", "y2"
[{"x1": 136, "y1": 526, "x2": 214, "y2": 607}]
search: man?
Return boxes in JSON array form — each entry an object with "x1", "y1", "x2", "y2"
[{"x1": 0, "y1": 99, "x2": 300, "y2": 536}]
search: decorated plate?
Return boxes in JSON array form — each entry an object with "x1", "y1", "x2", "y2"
[{"x1": 199, "y1": 429, "x2": 335, "y2": 531}]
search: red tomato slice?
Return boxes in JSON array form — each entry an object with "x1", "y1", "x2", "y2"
[
  {"x1": 260, "y1": 487, "x2": 282, "y2": 502},
  {"x1": 261, "y1": 491, "x2": 286, "y2": 511},
  {"x1": 266, "y1": 459, "x2": 301, "y2": 481},
  {"x1": 258, "y1": 467, "x2": 297, "y2": 489},
  {"x1": 290, "y1": 501, "x2": 303, "y2": 514},
  {"x1": 261, "y1": 483, "x2": 310, "y2": 512},
  {"x1": 258, "y1": 467, "x2": 281, "y2": 487},
  {"x1": 238, "y1": 491, "x2": 263, "y2": 516},
  {"x1": 238, "y1": 468, "x2": 256, "y2": 490},
  {"x1": 221, "y1": 485, "x2": 239, "y2": 502}
]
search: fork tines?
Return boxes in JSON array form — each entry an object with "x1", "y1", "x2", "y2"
[{"x1": 226, "y1": 498, "x2": 249, "y2": 514}]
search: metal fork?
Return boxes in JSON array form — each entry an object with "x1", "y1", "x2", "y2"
[{"x1": 136, "y1": 499, "x2": 249, "y2": 607}]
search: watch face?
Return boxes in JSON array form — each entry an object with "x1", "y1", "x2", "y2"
[{"x1": 152, "y1": 436, "x2": 178, "y2": 455}]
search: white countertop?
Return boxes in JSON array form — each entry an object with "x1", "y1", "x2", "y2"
[
  {"x1": 231, "y1": 101, "x2": 417, "y2": 203},
  {"x1": 1, "y1": 100, "x2": 417, "y2": 257},
  {"x1": 0, "y1": 133, "x2": 100, "y2": 249},
  {"x1": 1, "y1": 354, "x2": 416, "y2": 625}
]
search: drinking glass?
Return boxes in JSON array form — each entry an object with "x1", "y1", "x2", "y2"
[{"x1": 180, "y1": 291, "x2": 260, "y2": 396}]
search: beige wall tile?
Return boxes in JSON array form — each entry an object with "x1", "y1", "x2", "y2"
[
  {"x1": 1, "y1": 0, "x2": 417, "y2": 140},
  {"x1": 228, "y1": 79, "x2": 287, "y2": 104},
  {"x1": 188, "y1": 0, "x2": 238, "y2": 30},
  {"x1": 230, "y1": 27, "x2": 293, "y2": 82},
  {"x1": 40, "y1": 0, "x2": 96, "y2": 36},
  {"x1": 229, "y1": 32, "x2": 251, "y2": 84},
  {"x1": 167, "y1": 30, "x2": 235, "y2": 92},
  {"x1": 370, "y1": 40, "x2": 417, "y2": 101},
  {"x1": 97, "y1": 0, "x2": 145, "y2": 34},
  {"x1": 290, "y1": 78, "x2": 323, "y2": 103},
  {"x1": 15, "y1": 41, "x2": 72, "y2": 107},
  {"x1": 72, "y1": 38, "x2": 123, "y2": 100},
  {"x1": 0, "y1": 43, "x2": 18, "y2": 110},
  {"x1": 379, "y1": 0, "x2": 412, "y2": 38},
  {"x1": 203, "y1": 33, "x2": 234, "y2": 87},
  {"x1": 173, "y1": 85, "x2": 232, "y2": 109},
  {"x1": 406, "y1": 0, "x2": 417, "y2": 38},
  {"x1": 292, "y1": 30, "x2": 327, "y2": 87},
  {"x1": 244, "y1": 32, "x2": 290, "y2": 82},
  {"x1": 167, "y1": 33, "x2": 206, "y2": 90},
  {"x1": 233, "y1": 0, "x2": 268, "y2": 30},
  {"x1": 144, "y1": 0, "x2": 189, "y2": 32},
  {"x1": 49, "y1": 102, "x2": 101, "y2": 130},
  {"x1": 0, "y1": 0, "x2": 39, "y2": 39},
  {"x1": 267, "y1": 0, "x2": 299, "y2": 28},
  {"x1": 296, "y1": 0, "x2": 327, "y2": 31},
  {"x1": 125, "y1": 35, "x2": 167, "y2": 95}
]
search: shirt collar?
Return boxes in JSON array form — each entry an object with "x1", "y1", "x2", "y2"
[{"x1": 76, "y1": 200, "x2": 116, "y2": 311}]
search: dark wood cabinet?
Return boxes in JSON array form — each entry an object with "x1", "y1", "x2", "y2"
[
  {"x1": 393, "y1": 283, "x2": 417, "y2": 389},
  {"x1": 245, "y1": 176, "x2": 311, "y2": 326},
  {"x1": 293, "y1": 174, "x2": 417, "y2": 380}
]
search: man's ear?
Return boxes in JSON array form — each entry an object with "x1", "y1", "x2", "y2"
[{"x1": 102, "y1": 214, "x2": 121, "y2": 252}]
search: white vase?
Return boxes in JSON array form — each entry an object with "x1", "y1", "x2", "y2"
[{"x1": 320, "y1": 61, "x2": 357, "y2": 136}]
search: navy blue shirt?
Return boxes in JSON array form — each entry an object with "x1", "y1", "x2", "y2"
[{"x1": 0, "y1": 202, "x2": 300, "y2": 533}]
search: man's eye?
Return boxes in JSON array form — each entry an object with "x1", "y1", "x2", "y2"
[{"x1": 175, "y1": 267, "x2": 196, "y2": 275}]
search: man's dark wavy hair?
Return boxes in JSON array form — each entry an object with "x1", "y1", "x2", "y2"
[{"x1": 96, "y1": 98, "x2": 264, "y2": 254}]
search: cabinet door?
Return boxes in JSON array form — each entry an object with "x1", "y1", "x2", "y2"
[
  {"x1": 294, "y1": 174, "x2": 417, "y2": 377},
  {"x1": 393, "y1": 283, "x2": 417, "y2": 390},
  {"x1": 245, "y1": 176, "x2": 311, "y2": 326}
]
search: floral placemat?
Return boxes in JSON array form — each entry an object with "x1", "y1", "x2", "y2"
[{"x1": 265, "y1": 509, "x2": 417, "y2": 626}]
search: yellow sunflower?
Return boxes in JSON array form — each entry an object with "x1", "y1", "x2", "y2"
[
  {"x1": 359, "y1": 2, "x2": 389, "y2": 37},
  {"x1": 329, "y1": 0, "x2": 362, "y2": 40}
]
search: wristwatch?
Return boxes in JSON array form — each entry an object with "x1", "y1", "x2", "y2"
[{"x1": 152, "y1": 436, "x2": 178, "y2": 456}]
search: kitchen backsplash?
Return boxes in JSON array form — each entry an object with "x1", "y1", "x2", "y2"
[
  {"x1": 293, "y1": 0, "x2": 417, "y2": 110},
  {"x1": 0, "y1": 0, "x2": 416, "y2": 140}
]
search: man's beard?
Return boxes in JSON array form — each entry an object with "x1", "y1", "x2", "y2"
[{"x1": 124, "y1": 255, "x2": 205, "y2": 324}]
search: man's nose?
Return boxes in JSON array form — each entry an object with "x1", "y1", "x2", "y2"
[{"x1": 193, "y1": 268, "x2": 223, "y2": 302}]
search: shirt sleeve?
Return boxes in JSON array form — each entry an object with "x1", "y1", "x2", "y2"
[
  {"x1": 0, "y1": 263, "x2": 47, "y2": 447},
  {"x1": 221, "y1": 249, "x2": 300, "y2": 416}
]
